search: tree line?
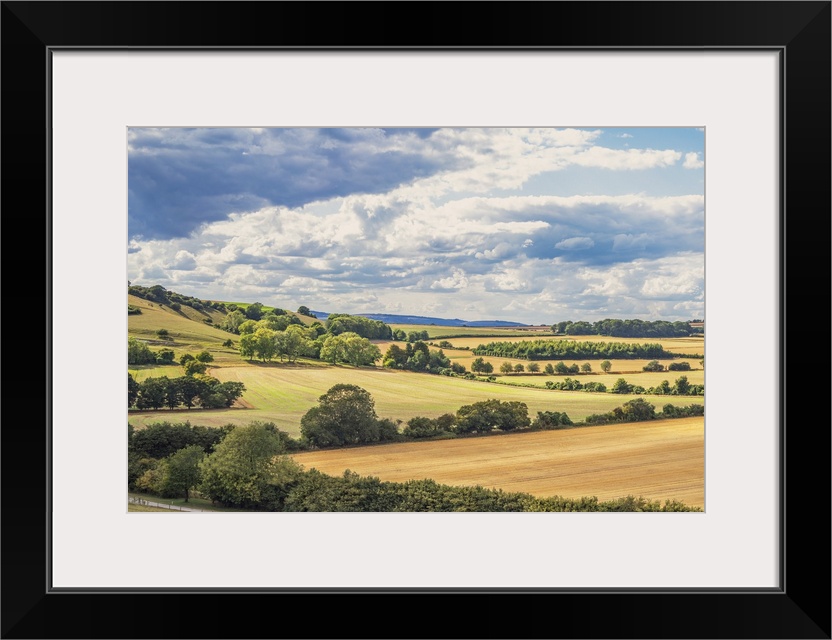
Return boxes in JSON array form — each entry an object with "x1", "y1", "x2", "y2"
[
  {"x1": 552, "y1": 319, "x2": 701, "y2": 338},
  {"x1": 473, "y1": 339, "x2": 675, "y2": 360},
  {"x1": 545, "y1": 375, "x2": 703, "y2": 396},
  {"x1": 129, "y1": 373, "x2": 245, "y2": 410}
]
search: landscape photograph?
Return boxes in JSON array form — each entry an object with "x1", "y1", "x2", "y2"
[{"x1": 127, "y1": 126, "x2": 705, "y2": 513}]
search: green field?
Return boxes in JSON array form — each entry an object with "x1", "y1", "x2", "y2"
[{"x1": 128, "y1": 362, "x2": 704, "y2": 436}]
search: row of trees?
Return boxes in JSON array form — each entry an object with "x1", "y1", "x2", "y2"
[
  {"x1": 128, "y1": 284, "x2": 225, "y2": 314},
  {"x1": 585, "y1": 398, "x2": 704, "y2": 425},
  {"x1": 552, "y1": 319, "x2": 699, "y2": 338},
  {"x1": 130, "y1": 421, "x2": 700, "y2": 511},
  {"x1": 545, "y1": 375, "x2": 703, "y2": 396},
  {"x1": 643, "y1": 360, "x2": 692, "y2": 372},
  {"x1": 473, "y1": 339, "x2": 674, "y2": 361},
  {"x1": 128, "y1": 373, "x2": 245, "y2": 410}
]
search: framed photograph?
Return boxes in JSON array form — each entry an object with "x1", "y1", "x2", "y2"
[{"x1": 3, "y1": 2, "x2": 829, "y2": 638}]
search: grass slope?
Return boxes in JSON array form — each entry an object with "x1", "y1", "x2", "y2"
[{"x1": 128, "y1": 363, "x2": 704, "y2": 435}]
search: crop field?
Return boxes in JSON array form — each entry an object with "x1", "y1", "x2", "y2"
[
  {"x1": 127, "y1": 363, "x2": 703, "y2": 435},
  {"x1": 291, "y1": 416, "x2": 705, "y2": 508}
]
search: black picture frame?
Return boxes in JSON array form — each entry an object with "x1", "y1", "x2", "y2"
[{"x1": 2, "y1": 2, "x2": 829, "y2": 638}]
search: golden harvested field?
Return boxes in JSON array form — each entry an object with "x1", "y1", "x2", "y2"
[{"x1": 291, "y1": 417, "x2": 705, "y2": 508}]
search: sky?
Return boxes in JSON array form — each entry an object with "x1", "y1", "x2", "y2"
[{"x1": 128, "y1": 127, "x2": 704, "y2": 325}]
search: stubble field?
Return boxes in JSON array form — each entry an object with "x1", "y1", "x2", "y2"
[{"x1": 291, "y1": 416, "x2": 705, "y2": 508}]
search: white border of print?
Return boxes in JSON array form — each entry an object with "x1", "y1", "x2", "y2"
[{"x1": 50, "y1": 51, "x2": 779, "y2": 589}]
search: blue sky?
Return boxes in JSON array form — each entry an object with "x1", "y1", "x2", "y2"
[{"x1": 128, "y1": 127, "x2": 704, "y2": 324}]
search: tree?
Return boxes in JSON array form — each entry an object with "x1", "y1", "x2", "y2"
[
  {"x1": 642, "y1": 360, "x2": 665, "y2": 372},
  {"x1": 600, "y1": 360, "x2": 612, "y2": 373},
  {"x1": 297, "y1": 305, "x2": 315, "y2": 317},
  {"x1": 195, "y1": 350, "x2": 214, "y2": 363},
  {"x1": 244, "y1": 302, "x2": 264, "y2": 321},
  {"x1": 128, "y1": 373, "x2": 139, "y2": 408},
  {"x1": 165, "y1": 445, "x2": 205, "y2": 501},
  {"x1": 554, "y1": 361, "x2": 569, "y2": 374},
  {"x1": 610, "y1": 378, "x2": 633, "y2": 394},
  {"x1": 199, "y1": 423, "x2": 301, "y2": 508},
  {"x1": 253, "y1": 327, "x2": 277, "y2": 362},
  {"x1": 183, "y1": 360, "x2": 208, "y2": 376},
  {"x1": 500, "y1": 362, "x2": 514, "y2": 374},
  {"x1": 300, "y1": 384, "x2": 383, "y2": 447},
  {"x1": 155, "y1": 348, "x2": 175, "y2": 364},
  {"x1": 544, "y1": 363, "x2": 555, "y2": 375},
  {"x1": 580, "y1": 363, "x2": 592, "y2": 373},
  {"x1": 673, "y1": 375, "x2": 691, "y2": 395},
  {"x1": 527, "y1": 362, "x2": 540, "y2": 373},
  {"x1": 179, "y1": 353, "x2": 195, "y2": 367},
  {"x1": 454, "y1": 399, "x2": 530, "y2": 433},
  {"x1": 239, "y1": 333, "x2": 257, "y2": 361},
  {"x1": 513, "y1": 363, "x2": 525, "y2": 373},
  {"x1": 222, "y1": 339, "x2": 234, "y2": 348},
  {"x1": 136, "y1": 377, "x2": 168, "y2": 410},
  {"x1": 128, "y1": 337, "x2": 156, "y2": 365},
  {"x1": 175, "y1": 375, "x2": 205, "y2": 409}
]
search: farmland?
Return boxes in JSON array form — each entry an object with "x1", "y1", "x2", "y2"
[
  {"x1": 128, "y1": 290, "x2": 705, "y2": 510},
  {"x1": 291, "y1": 416, "x2": 705, "y2": 508},
  {"x1": 128, "y1": 361, "x2": 703, "y2": 435}
]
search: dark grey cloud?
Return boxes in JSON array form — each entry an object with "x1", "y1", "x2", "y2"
[{"x1": 129, "y1": 127, "x2": 451, "y2": 240}]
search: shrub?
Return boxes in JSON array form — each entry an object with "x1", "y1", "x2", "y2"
[{"x1": 668, "y1": 361, "x2": 692, "y2": 371}]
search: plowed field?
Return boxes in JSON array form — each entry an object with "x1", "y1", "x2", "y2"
[{"x1": 291, "y1": 416, "x2": 704, "y2": 508}]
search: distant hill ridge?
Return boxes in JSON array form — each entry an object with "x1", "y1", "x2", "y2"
[{"x1": 311, "y1": 311, "x2": 528, "y2": 327}]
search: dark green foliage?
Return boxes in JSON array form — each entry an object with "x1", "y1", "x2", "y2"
[
  {"x1": 470, "y1": 357, "x2": 493, "y2": 374},
  {"x1": 243, "y1": 302, "x2": 264, "y2": 321},
  {"x1": 195, "y1": 350, "x2": 214, "y2": 363},
  {"x1": 133, "y1": 375, "x2": 245, "y2": 411},
  {"x1": 382, "y1": 342, "x2": 451, "y2": 374},
  {"x1": 406, "y1": 330, "x2": 430, "y2": 342},
  {"x1": 300, "y1": 384, "x2": 398, "y2": 448},
  {"x1": 128, "y1": 373, "x2": 139, "y2": 408},
  {"x1": 454, "y1": 399, "x2": 530, "y2": 433},
  {"x1": 179, "y1": 353, "x2": 195, "y2": 366},
  {"x1": 643, "y1": 360, "x2": 665, "y2": 372},
  {"x1": 325, "y1": 314, "x2": 393, "y2": 339},
  {"x1": 281, "y1": 470, "x2": 701, "y2": 512},
  {"x1": 129, "y1": 421, "x2": 231, "y2": 459},
  {"x1": 530, "y1": 411, "x2": 573, "y2": 430},
  {"x1": 661, "y1": 403, "x2": 705, "y2": 418},
  {"x1": 183, "y1": 360, "x2": 208, "y2": 376},
  {"x1": 127, "y1": 305, "x2": 142, "y2": 315},
  {"x1": 551, "y1": 319, "x2": 697, "y2": 338},
  {"x1": 136, "y1": 377, "x2": 168, "y2": 410},
  {"x1": 128, "y1": 338, "x2": 157, "y2": 365},
  {"x1": 668, "y1": 361, "x2": 692, "y2": 371},
  {"x1": 402, "y1": 415, "x2": 456, "y2": 439},
  {"x1": 297, "y1": 305, "x2": 316, "y2": 318},
  {"x1": 585, "y1": 398, "x2": 657, "y2": 425},
  {"x1": 155, "y1": 348, "x2": 175, "y2": 364},
  {"x1": 474, "y1": 339, "x2": 674, "y2": 361},
  {"x1": 222, "y1": 339, "x2": 234, "y2": 348}
]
